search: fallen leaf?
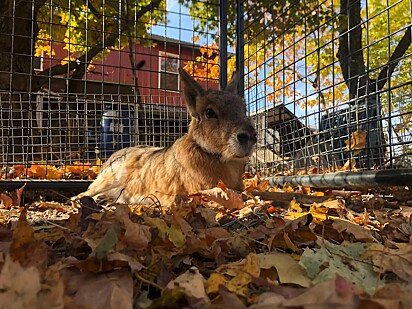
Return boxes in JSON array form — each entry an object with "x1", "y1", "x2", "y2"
[
  {"x1": 218, "y1": 285, "x2": 247, "y2": 309},
  {"x1": 9, "y1": 208, "x2": 49, "y2": 273},
  {"x1": 166, "y1": 267, "x2": 211, "y2": 309},
  {"x1": 198, "y1": 187, "x2": 245, "y2": 210},
  {"x1": 332, "y1": 219, "x2": 375, "y2": 242},
  {"x1": 15, "y1": 183, "x2": 26, "y2": 206},
  {"x1": 106, "y1": 252, "x2": 145, "y2": 271},
  {"x1": 281, "y1": 276, "x2": 360, "y2": 308},
  {"x1": 370, "y1": 243, "x2": 412, "y2": 282},
  {"x1": 0, "y1": 193, "x2": 14, "y2": 209},
  {"x1": 300, "y1": 241, "x2": 380, "y2": 295},
  {"x1": 115, "y1": 205, "x2": 151, "y2": 249},
  {"x1": 248, "y1": 292, "x2": 285, "y2": 308},
  {"x1": 61, "y1": 268, "x2": 133, "y2": 309},
  {"x1": 257, "y1": 252, "x2": 311, "y2": 287},
  {"x1": 93, "y1": 222, "x2": 122, "y2": 262},
  {"x1": 290, "y1": 199, "x2": 302, "y2": 212},
  {"x1": 339, "y1": 158, "x2": 357, "y2": 171},
  {"x1": 0, "y1": 255, "x2": 41, "y2": 309},
  {"x1": 145, "y1": 217, "x2": 185, "y2": 248}
]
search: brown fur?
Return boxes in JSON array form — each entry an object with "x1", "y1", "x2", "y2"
[{"x1": 78, "y1": 68, "x2": 257, "y2": 206}]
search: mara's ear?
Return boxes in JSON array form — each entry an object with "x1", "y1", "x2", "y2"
[
  {"x1": 179, "y1": 67, "x2": 205, "y2": 117},
  {"x1": 224, "y1": 71, "x2": 240, "y2": 93}
]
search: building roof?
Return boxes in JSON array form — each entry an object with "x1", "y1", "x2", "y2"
[{"x1": 150, "y1": 34, "x2": 235, "y2": 57}]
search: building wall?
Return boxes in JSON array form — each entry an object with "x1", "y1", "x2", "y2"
[{"x1": 41, "y1": 41, "x2": 219, "y2": 107}]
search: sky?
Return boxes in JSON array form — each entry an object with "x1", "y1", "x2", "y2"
[
  {"x1": 151, "y1": 0, "x2": 219, "y2": 47},
  {"x1": 148, "y1": 0, "x2": 336, "y2": 128}
]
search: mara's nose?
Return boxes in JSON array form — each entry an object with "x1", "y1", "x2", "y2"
[
  {"x1": 237, "y1": 132, "x2": 250, "y2": 145},
  {"x1": 237, "y1": 131, "x2": 257, "y2": 146}
]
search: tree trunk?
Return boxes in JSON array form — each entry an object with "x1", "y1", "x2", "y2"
[
  {"x1": 0, "y1": 0, "x2": 45, "y2": 91},
  {"x1": 336, "y1": 0, "x2": 411, "y2": 168},
  {"x1": 0, "y1": 0, "x2": 47, "y2": 163}
]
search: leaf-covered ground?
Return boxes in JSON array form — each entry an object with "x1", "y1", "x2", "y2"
[{"x1": 1, "y1": 174, "x2": 412, "y2": 309}]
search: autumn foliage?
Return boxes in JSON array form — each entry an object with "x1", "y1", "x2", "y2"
[{"x1": 0, "y1": 160, "x2": 102, "y2": 181}]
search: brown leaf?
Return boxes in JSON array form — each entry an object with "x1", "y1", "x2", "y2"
[
  {"x1": 1, "y1": 193, "x2": 14, "y2": 209},
  {"x1": 203, "y1": 227, "x2": 231, "y2": 245},
  {"x1": 115, "y1": 205, "x2": 151, "y2": 249},
  {"x1": 9, "y1": 208, "x2": 48, "y2": 273},
  {"x1": 366, "y1": 283, "x2": 412, "y2": 308},
  {"x1": 123, "y1": 223, "x2": 151, "y2": 250},
  {"x1": 281, "y1": 276, "x2": 360, "y2": 308},
  {"x1": 339, "y1": 158, "x2": 357, "y2": 171},
  {"x1": 15, "y1": 183, "x2": 27, "y2": 206},
  {"x1": 0, "y1": 255, "x2": 41, "y2": 309},
  {"x1": 399, "y1": 206, "x2": 412, "y2": 218},
  {"x1": 332, "y1": 219, "x2": 375, "y2": 242},
  {"x1": 198, "y1": 187, "x2": 245, "y2": 210},
  {"x1": 248, "y1": 292, "x2": 286, "y2": 308},
  {"x1": 106, "y1": 252, "x2": 145, "y2": 271},
  {"x1": 166, "y1": 267, "x2": 210, "y2": 309},
  {"x1": 218, "y1": 285, "x2": 247, "y2": 309},
  {"x1": 371, "y1": 243, "x2": 412, "y2": 282},
  {"x1": 61, "y1": 268, "x2": 133, "y2": 309}
]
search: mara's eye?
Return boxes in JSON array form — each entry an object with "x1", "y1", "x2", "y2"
[{"x1": 205, "y1": 108, "x2": 217, "y2": 119}]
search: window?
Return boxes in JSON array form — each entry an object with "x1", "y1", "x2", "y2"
[
  {"x1": 159, "y1": 52, "x2": 179, "y2": 91},
  {"x1": 33, "y1": 50, "x2": 44, "y2": 71}
]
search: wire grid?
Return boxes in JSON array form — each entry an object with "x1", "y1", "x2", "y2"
[
  {"x1": 0, "y1": 0, "x2": 220, "y2": 180},
  {"x1": 242, "y1": 0, "x2": 412, "y2": 175}
]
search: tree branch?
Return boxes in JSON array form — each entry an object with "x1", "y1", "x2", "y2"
[
  {"x1": 31, "y1": 0, "x2": 162, "y2": 91},
  {"x1": 376, "y1": 26, "x2": 411, "y2": 91},
  {"x1": 125, "y1": 0, "x2": 144, "y2": 107},
  {"x1": 85, "y1": 0, "x2": 101, "y2": 19}
]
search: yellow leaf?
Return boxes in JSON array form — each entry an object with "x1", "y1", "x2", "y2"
[
  {"x1": 311, "y1": 191, "x2": 324, "y2": 196},
  {"x1": 206, "y1": 273, "x2": 227, "y2": 294},
  {"x1": 257, "y1": 253, "x2": 311, "y2": 287},
  {"x1": 144, "y1": 217, "x2": 184, "y2": 248},
  {"x1": 284, "y1": 233, "x2": 301, "y2": 254},
  {"x1": 244, "y1": 253, "x2": 260, "y2": 277},
  {"x1": 285, "y1": 211, "x2": 310, "y2": 220},
  {"x1": 345, "y1": 130, "x2": 367, "y2": 154},
  {"x1": 290, "y1": 199, "x2": 302, "y2": 212},
  {"x1": 339, "y1": 158, "x2": 357, "y2": 171}
]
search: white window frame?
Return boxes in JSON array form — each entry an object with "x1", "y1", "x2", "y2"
[
  {"x1": 33, "y1": 50, "x2": 44, "y2": 72},
  {"x1": 158, "y1": 51, "x2": 180, "y2": 92}
]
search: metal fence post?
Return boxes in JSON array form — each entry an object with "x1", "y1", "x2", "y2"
[
  {"x1": 219, "y1": 0, "x2": 228, "y2": 89},
  {"x1": 236, "y1": 0, "x2": 244, "y2": 97}
]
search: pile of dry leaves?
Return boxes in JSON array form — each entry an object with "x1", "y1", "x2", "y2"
[{"x1": 0, "y1": 174, "x2": 412, "y2": 309}]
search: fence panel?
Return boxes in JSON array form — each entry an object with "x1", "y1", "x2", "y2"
[
  {"x1": 0, "y1": 0, "x2": 221, "y2": 183},
  {"x1": 240, "y1": 0, "x2": 412, "y2": 183}
]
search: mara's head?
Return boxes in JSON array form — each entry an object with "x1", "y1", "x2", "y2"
[{"x1": 179, "y1": 68, "x2": 257, "y2": 162}]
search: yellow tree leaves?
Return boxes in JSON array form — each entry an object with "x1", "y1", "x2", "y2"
[
  {"x1": 183, "y1": 41, "x2": 236, "y2": 83},
  {"x1": 35, "y1": 0, "x2": 166, "y2": 71}
]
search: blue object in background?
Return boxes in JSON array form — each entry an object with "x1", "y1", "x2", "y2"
[{"x1": 100, "y1": 104, "x2": 134, "y2": 159}]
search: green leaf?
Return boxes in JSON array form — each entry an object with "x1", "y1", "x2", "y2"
[
  {"x1": 94, "y1": 222, "x2": 122, "y2": 262},
  {"x1": 299, "y1": 241, "x2": 382, "y2": 295}
]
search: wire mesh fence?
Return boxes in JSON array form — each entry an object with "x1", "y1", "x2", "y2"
[
  {"x1": 1, "y1": 0, "x2": 412, "y2": 186},
  {"x1": 0, "y1": 0, "x2": 220, "y2": 181},
  {"x1": 242, "y1": 0, "x2": 412, "y2": 178}
]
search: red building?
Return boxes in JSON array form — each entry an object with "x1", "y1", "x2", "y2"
[
  {"x1": 32, "y1": 35, "x2": 220, "y2": 160},
  {"x1": 36, "y1": 34, "x2": 219, "y2": 106}
]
